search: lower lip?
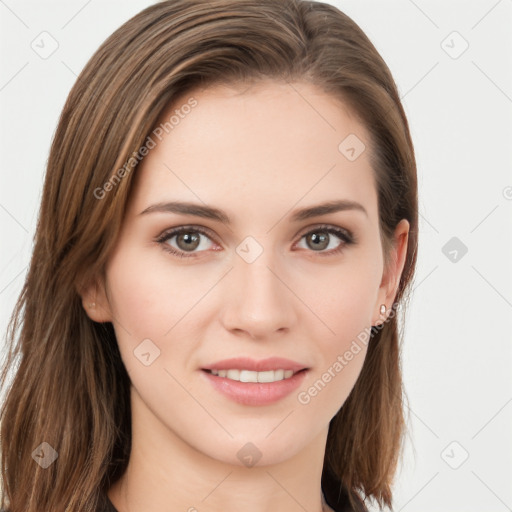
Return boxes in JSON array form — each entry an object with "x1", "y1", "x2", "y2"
[{"x1": 201, "y1": 369, "x2": 308, "y2": 406}]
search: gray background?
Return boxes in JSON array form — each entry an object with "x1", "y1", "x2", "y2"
[{"x1": 1, "y1": 0, "x2": 511, "y2": 510}]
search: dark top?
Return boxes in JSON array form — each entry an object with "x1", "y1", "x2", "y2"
[
  {"x1": 96, "y1": 465, "x2": 369, "y2": 512},
  {"x1": 0, "y1": 466, "x2": 368, "y2": 512}
]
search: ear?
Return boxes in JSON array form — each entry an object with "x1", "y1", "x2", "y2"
[
  {"x1": 373, "y1": 219, "x2": 410, "y2": 325},
  {"x1": 77, "y1": 275, "x2": 113, "y2": 323}
]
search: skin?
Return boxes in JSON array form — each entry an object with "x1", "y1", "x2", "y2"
[{"x1": 82, "y1": 80, "x2": 409, "y2": 512}]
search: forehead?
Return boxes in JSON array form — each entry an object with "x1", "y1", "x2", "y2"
[{"x1": 130, "y1": 81, "x2": 378, "y2": 223}]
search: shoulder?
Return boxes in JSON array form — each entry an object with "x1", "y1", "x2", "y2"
[{"x1": 0, "y1": 495, "x2": 118, "y2": 512}]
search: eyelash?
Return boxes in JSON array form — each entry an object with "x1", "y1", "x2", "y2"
[{"x1": 155, "y1": 224, "x2": 355, "y2": 259}]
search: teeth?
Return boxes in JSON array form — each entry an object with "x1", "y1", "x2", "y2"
[
  {"x1": 226, "y1": 369, "x2": 240, "y2": 380},
  {"x1": 209, "y1": 369, "x2": 296, "y2": 382},
  {"x1": 240, "y1": 370, "x2": 258, "y2": 382}
]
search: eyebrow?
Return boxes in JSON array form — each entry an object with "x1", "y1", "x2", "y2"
[{"x1": 139, "y1": 199, "x2": 367, "y2": 223}]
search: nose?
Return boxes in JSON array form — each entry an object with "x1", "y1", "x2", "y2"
[{"x1": 220, "y1": 243, "x2": 297, "y2": 340}]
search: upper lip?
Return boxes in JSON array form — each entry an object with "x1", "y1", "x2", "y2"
[{"x1": 202, "y1": 357, "x2": 308, "y2": 373}]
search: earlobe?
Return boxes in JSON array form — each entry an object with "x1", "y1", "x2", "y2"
[
  {"x1": 374, "y1": 219, "x2": 410, "y2": 324},
  {"x1": 78, "y1": 277, "x2": 113, "y2": 323}
]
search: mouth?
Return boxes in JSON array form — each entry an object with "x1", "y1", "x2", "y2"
[{"x1": 200, "y1": 357, "x2": 310, "y2": 406}]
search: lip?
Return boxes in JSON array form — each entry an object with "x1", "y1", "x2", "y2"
[
  {"x1": 201, "y1": 367, "x2": 309, "y2": 406},
  {"x1": 201, "y1": 357, "x2": 310, "y2": 406},
  {"x1": 202, "y1": 357, "x2": 308, "y2": 373}
]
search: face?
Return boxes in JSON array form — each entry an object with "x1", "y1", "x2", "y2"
[{"x1": 85, "y1": 80, "x2": 408, "y2": 466}]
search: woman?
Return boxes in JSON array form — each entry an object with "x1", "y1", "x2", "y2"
[{"x1": 0, "y1": 0, "x2": 418, "y2": 511}]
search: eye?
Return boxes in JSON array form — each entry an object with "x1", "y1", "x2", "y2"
[
  {"x1": 156, "y1": 226, "x2": 219, "y2": 258},
  {"x1": 156, "y1": 223, "x2": 355, "y2": 259},
  {"x1": 294, "y1": 224, "x2": 355, "y2": 256}
]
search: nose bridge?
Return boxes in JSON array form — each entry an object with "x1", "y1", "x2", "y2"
[{"x1": 222, "y1": 235, "x2": 296, "y2": 336}]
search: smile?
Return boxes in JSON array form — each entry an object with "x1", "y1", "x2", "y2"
[{"x1": 201, "y1": 368, "x2": 308, "y2": 406}]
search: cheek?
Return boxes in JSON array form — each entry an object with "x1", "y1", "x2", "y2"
[
  {"x1": 298, "y1": 287, "x2": 373, "y2": 415},
  {"x1": 301, "y1": 252, "x2": 380, "y2": 401},
  {"x1": 105, "y1": 244, "x2": 211, "y2": 338},
  {"x1": 104, "y1": 246, "x2": 208, "y2": 397},
  {"x1": 308, "y1": 254, "x2": 381, "y2": 342},
  {"x1": 318, "y1": 291, "x2": 372, "y2": 386}
]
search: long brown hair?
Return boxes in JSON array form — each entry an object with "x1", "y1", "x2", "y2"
[{"x1": 0, "y1": 0, "x2": 418, "y2": 510}]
